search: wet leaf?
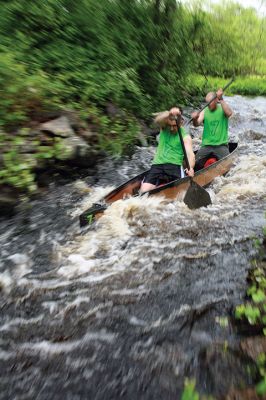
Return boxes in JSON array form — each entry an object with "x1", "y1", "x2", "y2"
[
  {"x1": 256, "y1": 377, "x2": 266, "y2": 395},
  {"x1": 252, "y1": 290, "x2": 266, "y2": 304}
]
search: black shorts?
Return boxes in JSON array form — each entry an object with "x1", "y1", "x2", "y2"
[{"x1": 144, "y1": 164, "x2": 181, "y2": 186}]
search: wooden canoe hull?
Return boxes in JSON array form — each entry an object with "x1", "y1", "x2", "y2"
[
  {"x1": 104, "y1": 142, "x2": 238, "y2": 202},
  {"x1": 79, "y1": 143, "x2": 238, "y2": 226}
]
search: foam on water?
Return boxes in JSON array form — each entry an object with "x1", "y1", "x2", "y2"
[
  {"x1": 71, "y1": 185, "x2": 115, "y2": 217},
  {"x1": 1, "y1": 150, "x2": 264, "y2": 293},
  {"x1": 0, "y1": 253, "x2": 32, "y2": 292},
  {"x1": 54, "y1": 148, "x2": 266, "y2": 285},
  {"x1": 20, "y1": 330, "x2": 117, "y2": 356},
  {"x1": 215, "y1": 153, "x2": 266, "y2": 200},
  {"x1": 0, "y1": 315, "x2": 44, "y2": 332}
]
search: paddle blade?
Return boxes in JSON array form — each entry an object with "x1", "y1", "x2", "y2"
[{"x1": 183, "y1": 180, "x2": 212, "y2": 209}]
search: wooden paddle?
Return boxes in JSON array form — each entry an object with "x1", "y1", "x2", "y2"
[
  {"x1": 186, "y1": 77, "x2": 235, "y2": 126},
  {"x1": 177, "y1": 126, "x2": 211, "y2": 209},
  {"x1": 178, "y1": 77, "x2": 235, "y2": 209}
]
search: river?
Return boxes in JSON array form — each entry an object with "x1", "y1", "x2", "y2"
[{"x1": 0, "y1": 95, "x2": 265, "y2": 399}]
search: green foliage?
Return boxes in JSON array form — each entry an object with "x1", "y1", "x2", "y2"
[
  {"x1": 229, "y1": 76, "x2": 266, "y2": 96},
  {"x1": 181, "y1": 379, "x2": 200, "y2": 400},
  {"x1": 256, "y1": 377, "x2": 266, "y2": 396},
  {"x1": 188, "y1": 2, "x2": 266, "y2": 76},
  {"x1": 215, "y1": 316, "x2": 229, "y2": 328},
  {"x1": 256, "y1": 353, "x2": 266, "y2": 396},
  {"x1": 234, "y1": 224, "x2": 266, "y2": 395},
  {"x1": 97, "y1": 114, "x2": 140, "y2": 157},
  {"x1": 0, "y1": 0, "x2": 265, "y2": 134},
  {"x1": 0, "y1": 0, "x2": 196, "y2": 127},
  {"x1": 0, "y1": 131, "x2": 37, "y2": 192},
  {"x1": 235, "y1": 303, "x2": 261, "y2": 325},
  {"x1": 181, "y1": 379, "x2": 214, "y2": 400},
  {"x1": 235, "y1": 262, "x2": 266, "y2": 326},
  {"x1": 87, "y1": 107, "x2": 140, "y2": 157},
  {"x1": 185, "y1": 74, "x2": 266, "y2": 100},
  {"x1": 36, "y1": 138, "x2": 66, "y2": 160},
  {"x1": 0, "y1": 48, "x2": 63, "y2": 130},
  {"x1": 0, "y1": 0, "x2": 266, "y2": 195},
  {"x1": 0, "y1": 130, "x2": 68, "y2": 193}
]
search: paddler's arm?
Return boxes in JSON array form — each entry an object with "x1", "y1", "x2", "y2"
[
  {"x1": 217, "y1": 89, "x2": 233, "y2": 118},
  {"x1": 184, "y1": 135, "x2": 195, "y2": 177},
  {"x1": 154, "y1": 110, "x2": 170, "y2": 128},
  {"x1": 191, "y1": 110, "x2": 204, "y2": 127}
]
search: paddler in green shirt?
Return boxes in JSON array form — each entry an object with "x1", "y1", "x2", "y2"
[
  {"x1": 191, "y1": 88, "x2": 233, "y2": 170},
  {"x1": 140, "y1": 107, "x2": 195, "y2": 193}
]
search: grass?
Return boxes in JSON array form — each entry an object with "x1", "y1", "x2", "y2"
[{"x1": 185, "y1": 74, "x2": 266, "y2": 99}]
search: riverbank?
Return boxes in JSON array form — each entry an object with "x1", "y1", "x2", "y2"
[
  {"x1": 185, "y1": 75, "x2": 266, "y2": 101},
  {"x1": 1, "y1": 78, "x2": 265, "y2": 217}
]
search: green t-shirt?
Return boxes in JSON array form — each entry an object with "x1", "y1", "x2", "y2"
[
  {"x1": 202, "y1": 105, "x2": 228, "y2": 146},
  {"x1": 152, "y1": 127, "x2": 188, "y2": 165}
]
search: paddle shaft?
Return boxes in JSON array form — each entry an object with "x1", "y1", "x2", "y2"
[
  {"x1": 186, "y1": 77, "x2": 234, "y2": 126},
  {"x1": 177, "y1": 127, "x2": 191, "y2": 171}
]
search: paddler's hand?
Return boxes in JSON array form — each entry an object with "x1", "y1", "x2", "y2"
[
  {"x1": 185, "y1": 167, "x2": 194, "y2": 177},
  {"x1": 216, "y1": 88, "x2": 223, "y2": 100},
  {"x1": 169, "y1": 107, "x2": 181, "y2": 117},
  {"x1": 191, "y1": 111, "x2": 199, "y2": 122}
]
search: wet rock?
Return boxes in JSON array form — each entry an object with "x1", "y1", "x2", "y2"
[
  {"x1": 106, "y1": 102, "x2": 125, "y2": 119},
  {"x1": 63, "y1": 145, "x2": 103, "y2": 168},
  {"x1": 138, "y1": 120, "x2": 154, "y2": 146},
  {"x1": 137, "y1": 131, "x2": 148, "y2": 147},
  {"x1": 229, "y1": 112, "x2": 241, "y2": 127},
  {"x1": 245, "y1": 129, "x2": 265, "y2": 141},
  {"x1": 225, "y1": 387, "x2": 264, "y2": 400},
  {"x1": 28, "y1": 110, "x2": 62, "y2": 123},
  {"x1": 78, "y1": 127, "x2": 99, "y2": 145},
  {"x1": 0, "y1": 186, "x2": 19, "y2": 217},
  {"x1": 40, "y1": 116, "x2": 75, "y2": 138},
  {"x1": 196, "y1": 345, "x2": 256, "y2": 398},
  {"x1": 17, "y1": 137, "x2": 40, "y2": 154},
  {"x1": 37, "y1": 113, "x2": 103, "y2": 166},
  {"x1": 61, "y1": 109, "x2": 87, "y2": 131},
  {"x1": 55, "y1": 135, "x2": 91, "y2": 161},
  {"x1": 240, "y1": 337, "x2": 266, "y2": 361},
  {"x1": 251, "y1": 116, "x2": 264, "y2": 125}
]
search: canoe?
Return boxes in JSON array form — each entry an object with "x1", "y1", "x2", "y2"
[{"x1": 80, "y1": 142, "x2": 238, "y2": 227}]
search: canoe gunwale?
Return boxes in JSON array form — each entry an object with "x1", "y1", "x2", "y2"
[{"x1": 104, "y1": 142, "x2": 238, "y2": 201}]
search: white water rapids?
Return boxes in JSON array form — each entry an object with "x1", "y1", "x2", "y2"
[{"x1": 0, "y1": 95, "x2": 265, "y2": 399}]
